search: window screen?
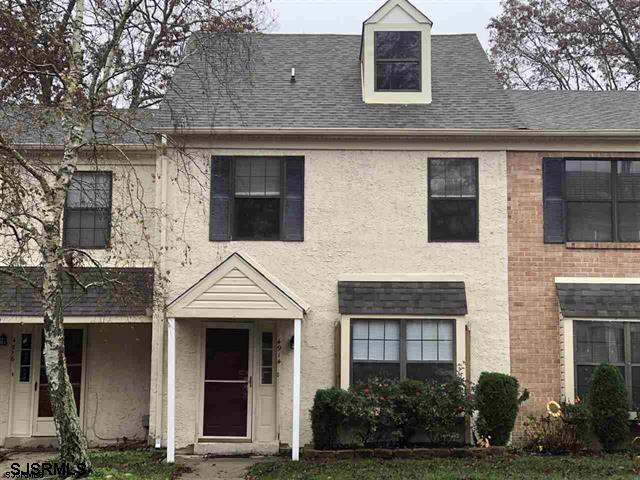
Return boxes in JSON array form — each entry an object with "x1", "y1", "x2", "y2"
[
  {"x1": 351, "y1": 319, "x2": 455, "y2": 385},
  {"x1": 64, "y1": 172, "x2": 112, "y2": 248},
  {"x1": 429, "y1": 159, "x2": 478, "y2": 242},
  {"x1": 375, "y1": 31, "x2": 421, "y2": 91},
  {"x1": 351, "y1": 319, "x2": 400, "y2": 384},
  {"x1": 406, "y1": 320, "x2": 454, "y2": 382},
  {"x1": 563, "y1": 159, "x2": 640, "y2": 242},
  {"x1": 233, "y1": 157, "x2": 281, "y2": 240},
  {"x1": 565, "y1": 160, "x2": 612, "y2": 242},
  {"x1": 573, "y1": 321, "x2": 640, "y2": 407},
  {"x1": 618, "y1": 161, "x2": 640, "y2": 241}
]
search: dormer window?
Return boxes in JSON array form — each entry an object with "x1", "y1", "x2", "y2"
[
  {"x1": 361, "y1": 0, "x2": 432, "y2": 104},
  {"x1": 375, "y1": 31, "x2": 421, "y2": 91}
]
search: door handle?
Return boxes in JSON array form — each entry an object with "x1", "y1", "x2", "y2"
[
  {"x1": 34, "y1": 381, "x2": 37, "y2": 391},
  {"x1": 249, "y1": 376, "x2": 252, "y2": 388}
]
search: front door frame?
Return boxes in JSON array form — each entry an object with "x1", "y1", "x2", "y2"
[
  {"x1": 198, "y1": 321, "x2": 254, "y2": 442},
  {"x1": 31, "y1": 326, "x2": 88, "y2": 437}
]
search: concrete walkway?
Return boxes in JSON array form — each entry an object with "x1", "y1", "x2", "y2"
[
  {"x1": 178, "y1": 456, "x2": 274, "y2": 480},
  {"x1": 0, "y1": 450, "x2": 273, "y2": 480},
  {"x1": 0, "y1": 450, "x2": 56, "y2": 476}
]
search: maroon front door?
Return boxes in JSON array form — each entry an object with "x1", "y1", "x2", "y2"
[
  {"x1": 203, "y1": 328, "x2": 250, "y2": 437},
  {"x1": 38, "y1": 329, "x2": 83, "y2": 418}
]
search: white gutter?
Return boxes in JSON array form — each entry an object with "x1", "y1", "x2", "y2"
[
  {"x1": 153, "y1": 135, "x2": 169, "y2": 449},
  {"x1": 153, "y1": 127, "x2": 640, "y2": 139},
  {"x1": 16, "y1": 143, "x2": 154, "y2": 150}
]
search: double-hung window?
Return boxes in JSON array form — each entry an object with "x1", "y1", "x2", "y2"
[
  {"x1": 428, "y1": 158, "x2": 479, "y2": 242},
  {"x1": 351, "y1": 319, "x2": 455, "y2": 385},
  {"x1": 574, "y1": 321, "x2": 640, "y2": 407},
  {"x1": 63, "y1": 171, "x2": 112, "y2": 249},
  {"x1": 545, "y1": 159, "x2": 640, "y2": 243},
  {"x1": 234, "y1": 157, "x2": 282, "y2": 240},
  {"x1": 375, "y1": 31, "x2": 421, "y2": 91},
  {"x1": 210, "y1": 156, "x2": 305, "y2": 242}
]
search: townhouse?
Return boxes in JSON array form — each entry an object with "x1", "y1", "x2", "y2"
[{"x1": 0, "y1": 0, "x2": 639, "y2": 459}]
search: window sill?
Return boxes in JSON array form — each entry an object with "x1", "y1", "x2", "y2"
[{"x1": 566, "y1": 242, "x2": 640, "y2": 250}]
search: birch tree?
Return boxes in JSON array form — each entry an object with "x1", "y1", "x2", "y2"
[{"x1": 0, "y1": 0, "x2": 268, "y2": 475}]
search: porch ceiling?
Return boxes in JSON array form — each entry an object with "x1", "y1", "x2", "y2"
[{"x1": 167, "y1": 252, "x2": 309, "y2": 319}]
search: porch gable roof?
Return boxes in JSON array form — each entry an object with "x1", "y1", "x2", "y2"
[{"x1": 167, "y1": 252, "x2": 309, "y2": 319}]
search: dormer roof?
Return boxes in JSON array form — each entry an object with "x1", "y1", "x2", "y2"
[{"x1": 364, "y1": 0, "x2": 432, "y2": 26}]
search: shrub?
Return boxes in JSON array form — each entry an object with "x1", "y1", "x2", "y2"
[
  {"x1": 310, "y1": 373, "x2": 472, "y2": 449},
  {"x1": 310, "y1": 388, "x2": 368, "y2": 449},
  {"x1": 475, "y1": 372, "x2": 529, "y2": 446},
  {"x1": 352, "y1": 378, "x2": 404, "y2": 447},
  {"x1": 523, "y1": 400, "x2": 591, "y2": 454},
  {"x1": 523, "y1": 415, "x2": 576, "y2": 454},
  {"x1": 589, "y1": 363, "x2": 629, "y2": 451},
  {"x1": 562, "y1": 400, "x2": 592, "y2": 445},
  {"x1": 397, "y1": 376, "x2": 473, "y2": 446}
]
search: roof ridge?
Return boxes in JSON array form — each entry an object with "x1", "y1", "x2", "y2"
[{"x1": 189, "y1": 31, "x2": 479, "y2": 38}]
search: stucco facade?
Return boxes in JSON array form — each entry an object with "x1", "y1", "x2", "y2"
[
  {"x1": 2, "y1": 0, "x2": 640, "y2": 459},
  {"x1": 0, "y1": 322, "x2": 151, "y2": 447},
  {"x1": 148, "y1": 139, "x2": 511, "y2": 451}
]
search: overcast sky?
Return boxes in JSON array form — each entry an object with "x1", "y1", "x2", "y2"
[{"x1": 268, "y1": 0, "x2": 502, "y2": 47}]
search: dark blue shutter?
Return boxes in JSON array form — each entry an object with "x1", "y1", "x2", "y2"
[
  {"x1": 210, "y1": 156, "x2": 232, "y2": 241},
  {"x1": 543, "y1": 157, "x2": 565, "y2": 244},
  {"x1": 282, "y1": 157, "x2": 304, "y2": 241}
]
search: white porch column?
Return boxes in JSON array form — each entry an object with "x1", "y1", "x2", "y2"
[
  {"x1": 167, "y1": 317, "x2": 176, "y2": 464},
  {"x1": 291, "y1": 318, "x2": 302, "y2": 461}
]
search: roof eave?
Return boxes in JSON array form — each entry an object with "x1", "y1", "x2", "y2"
[
  {"x1": 10, "y1": 143, "x2": 156, "y2": 151},
  {"x1": 154, "y1": 126, "x2": 640, "y2": 139}
]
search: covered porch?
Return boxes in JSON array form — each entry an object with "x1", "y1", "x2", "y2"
[{"x1": 165, "y1": 252, "x2": 308, "y2": 462}]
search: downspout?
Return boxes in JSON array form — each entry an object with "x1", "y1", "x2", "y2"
[{"x1": 153, "y1": 134, "x2": 169, "y2": 448}]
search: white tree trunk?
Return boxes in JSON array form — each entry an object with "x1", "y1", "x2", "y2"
[{"x1": 40, "y1": 109, "x2": 92, "y2": 476}]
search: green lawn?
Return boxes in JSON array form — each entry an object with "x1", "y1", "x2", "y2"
[
  {"x1": 88, "y1": 450, "x2": 184, "y2": 480},
  {"x1": 248, "y1": 454, "x2": 640, "y2": 480}
]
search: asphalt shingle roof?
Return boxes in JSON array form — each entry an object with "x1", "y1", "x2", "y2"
[
  {"x1": 4, "y1": 34, "x2": 640, "y2": 140},
  {"x1": 338, "y1": 281, "x2": 468, "y2": 315},
  {"x1": 158, "y1": 33, "x2": 521, "y2": 130},
  {"x1": 0, "y1": 108, "x2": 156, "y2": 145},
  {"x1": 0, "y1": 267, "x2": 154, "y2": 316},
  {"x1": 509, "y1": 90, "x2": 640, "y2": 131},
  {"x1": 556, "y1": 282, "x2": 640, "y2": 319}
]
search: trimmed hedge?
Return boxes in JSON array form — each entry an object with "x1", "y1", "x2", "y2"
[
  {"x1": 475, "y1": 372, "x2": 528, "y2": 446},
  {"x1": 589, "y1": 363, "x2": 629, "y2": 451},
  {"x1": 310, "y1": 388, "x2": 362, "y2": 450},
  {"x1": 311, "y1": 375, "x2": 473, "y2": 450}
]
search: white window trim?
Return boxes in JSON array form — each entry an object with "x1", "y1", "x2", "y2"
[
  {"x1": 561, "y1": 317, "x2": 640, "y2": 414},
  {"x1": 340, "y1": 314, "x2": 466, "y2": 389}
]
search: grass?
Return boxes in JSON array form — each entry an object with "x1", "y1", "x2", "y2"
[
  {"x1": 248, "y1": 454, "x2": 640, "y2": 480},
  {"x1": 88, "y1": 450, "x2": 185, "y2": 480}
]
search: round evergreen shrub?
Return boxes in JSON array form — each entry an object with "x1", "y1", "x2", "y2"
[
  {"x1": 589, "y1": 363, "x2": 629, "y2": 451},
  {"x1": 311, "y1": 388, "x2": 350, "y2": 449},
  {"x1": 475, "y1": 372, "x2": 529, "y2": 446}
]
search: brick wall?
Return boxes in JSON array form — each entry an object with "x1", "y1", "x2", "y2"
[{"x1": 508, "y1": 151, "x2": 640, "y2": 428}]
